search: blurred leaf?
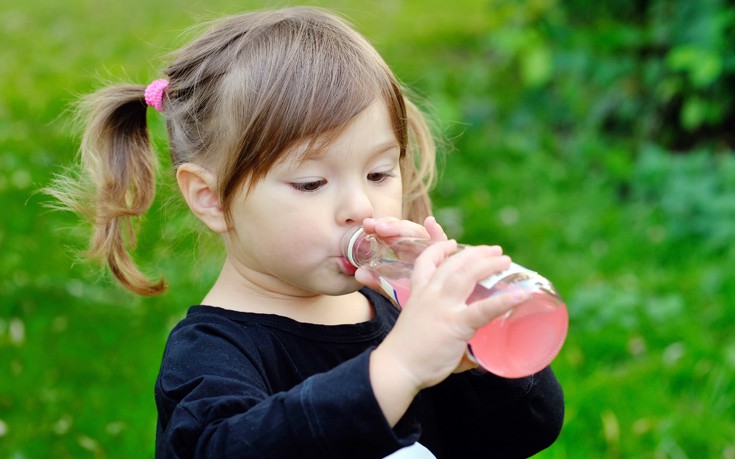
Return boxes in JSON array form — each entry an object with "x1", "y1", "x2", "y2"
[
  {"x1": 667, "y1": 45, "x2": 722, "y2": 88},
  {"x1": 680, "y1": 97, "x2": 707, "y2": 131},
  {"x1": 521, "y1": 44, "x2": 553, "y2": 87}
]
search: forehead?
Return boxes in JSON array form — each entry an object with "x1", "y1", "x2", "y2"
[{"x1": 280, "y1": 99, "x2": 399, "y2": 165}]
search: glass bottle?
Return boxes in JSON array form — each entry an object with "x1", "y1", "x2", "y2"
[{"x1": 342, "y1": 227, "x2": 568, "y2": 378}]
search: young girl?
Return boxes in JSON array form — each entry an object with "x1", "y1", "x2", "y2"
[{"x1": 54, "y1": 6, "x2": 564, "y2": 458}]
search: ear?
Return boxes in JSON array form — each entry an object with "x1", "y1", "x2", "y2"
[{"x1": 176, "y1": 163, "x2": 228, "y2": 234}]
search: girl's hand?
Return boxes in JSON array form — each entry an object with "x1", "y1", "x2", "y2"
[
  {"x1": 369, "y1": 240, "x2": 530, "y2": 426},
  {"x1": 361, "y1": 215, "x2": 447, "y2": 242},
  {"x1": 354, "y1": 216, "x2": 447, "y2": 290}
]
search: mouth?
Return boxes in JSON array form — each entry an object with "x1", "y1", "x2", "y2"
[{"x1": 338, "y1": 256, "x2": 358, "y2": 276}]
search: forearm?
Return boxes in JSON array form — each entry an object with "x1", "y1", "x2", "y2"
[{"x1": 157, "y1": 350, "x2": 420, "y2": 458}]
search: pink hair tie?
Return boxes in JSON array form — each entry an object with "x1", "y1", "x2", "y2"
[{"x1": 144, "y1": 79, "x2": 169, "y2": 112}]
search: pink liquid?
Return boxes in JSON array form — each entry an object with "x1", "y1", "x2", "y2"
[
  {"x1": 468, "y1": 296, "x2": 568, "y2": 378},
  {"x1": 379, "y1": 278, "x2": 568, "y2": 378},
  {"x1": 378, "y1": 276, "x2": 412, "y2": 307}
]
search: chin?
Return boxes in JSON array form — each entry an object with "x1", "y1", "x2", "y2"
[{"x1": 320, "y1": 279, "x2": 363, "y2": 297}]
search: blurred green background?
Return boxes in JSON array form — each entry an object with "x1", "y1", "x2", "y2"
[{"x1": 2, "y1": 0, "x2": 734, "y2": 457}]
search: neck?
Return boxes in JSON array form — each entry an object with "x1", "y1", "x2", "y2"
[{"x1": 201, "y1": 258, "x2": 373, "y2": 325}]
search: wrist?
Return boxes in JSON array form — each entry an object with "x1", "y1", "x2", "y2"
[{"x1": 369, "y1": 345, "x2": 422, "y2": 427}]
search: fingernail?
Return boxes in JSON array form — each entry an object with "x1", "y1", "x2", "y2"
[{"x1": 513, "y1": 288, "x2": 530, "y2": 301}]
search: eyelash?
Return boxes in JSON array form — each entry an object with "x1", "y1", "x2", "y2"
[
  {"x1": 289, "y1": 170, "x2": 396, "y2": 193},
  {"x1": 290, "y1": 179, "x2": 327, "y2": 192},
  {"x1": 367, "y1": 171, "x2": 396, "y2": 183}
]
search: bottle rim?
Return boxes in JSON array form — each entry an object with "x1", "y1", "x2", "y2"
[{"x1": 342, "y1": 226, "x2": 365, "y2": 268}]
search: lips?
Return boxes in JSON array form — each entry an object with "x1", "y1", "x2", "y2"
[{"x1": 339, "y1": 256, "x2": 358, "y2": 276}]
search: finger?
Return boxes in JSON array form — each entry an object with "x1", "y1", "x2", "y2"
[
  {"x1": 360, "y1": 217, "x2": 396, "y2": 234},
  {"x1": 423, "y1": 216, "x2": 448, "y2": 242},
  {"x1": 354, "y1": 267, "x2": 380, "y2": 287},
  {"x1": 458, "y1": 287, "x2": 530, "y2": 332},
  {"x1": 429, "y1": 246, "x2": 510, "y2": 299},
  {"x1": 373, "y1": 219, "x2": 429, "y2": 240},
  {"x1": 411, "y1": 239, "x2": 458, "y2": 291}
]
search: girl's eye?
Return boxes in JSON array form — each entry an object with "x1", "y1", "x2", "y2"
[
  {"x1": 290, "y1": 179, "x2": 326, "y2": 192},
  {"x1": 367, "y1": 170, "x2": 396, "y2": 183}
]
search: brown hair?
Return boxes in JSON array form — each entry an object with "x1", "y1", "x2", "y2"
[{"x1": 49, "y1": 6, "x2": 438, "y2": 295}]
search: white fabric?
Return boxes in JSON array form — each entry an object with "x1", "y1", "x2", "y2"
[{"x1": 384, "y1": 442, "x2": 436, "y2": 458}]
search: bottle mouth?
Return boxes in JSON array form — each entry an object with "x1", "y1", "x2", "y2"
[{"x1": 341, "y1": 227, "x2": 365, "y2": 268}]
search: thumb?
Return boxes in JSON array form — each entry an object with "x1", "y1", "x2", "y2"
[{"x1": 355, "y1": 267, "x2": 380, "y2": 288}]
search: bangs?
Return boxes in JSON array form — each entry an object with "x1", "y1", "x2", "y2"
[{"x1": 214, "y1": 10, "x2": 407, "y2": 209}]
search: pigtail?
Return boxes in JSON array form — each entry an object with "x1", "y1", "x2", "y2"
[
  {"x1": 48, "y1": 85, "x2": 166, "y2": 295},
  {"x1": 402, "y1": 97, "x2": 438, "y2": 224}
]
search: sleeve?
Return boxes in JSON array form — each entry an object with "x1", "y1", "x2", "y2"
[
  {"x1": 154, "y1": 321, "x2": 420, "y2": 459},
  {"x1": 422, "y1": 366, "x2": 564, "y2": 458}
]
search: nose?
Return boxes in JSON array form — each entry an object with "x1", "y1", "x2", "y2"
[{"x1": 337, "y1": 183, "x2": 374, "y2": 225}]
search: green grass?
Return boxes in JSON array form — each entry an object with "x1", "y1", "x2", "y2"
[{"x1": 2, "y1": 0, "x2": 734, "y2": 457}]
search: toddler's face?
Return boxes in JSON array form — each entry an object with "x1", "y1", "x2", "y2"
[{"x1": 224, "y1": 99, "x2": 403, "y2": 297}]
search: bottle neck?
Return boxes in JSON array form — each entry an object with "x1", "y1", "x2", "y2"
[
  {"x1": 342, "y1": 227, "x2": 368, "y2": 267},
  {"x1": 341, "y1": 226, "x2": 432, "y2": 268}
]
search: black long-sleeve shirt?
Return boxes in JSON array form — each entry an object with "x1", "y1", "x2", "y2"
[{"x1": 155, "y1": 288, "x2": 564, "y2": 458}]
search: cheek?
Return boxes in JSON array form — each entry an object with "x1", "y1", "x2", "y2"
[
  {"x1": 253, "y1": 214, "x2": 326, "y2": 264},
  {"x1": 378, "y1": 185, "x2": 404, "y2": 218},
  {"x1": 272, "y1": 226, "x2": 321, "y2": 254}
]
